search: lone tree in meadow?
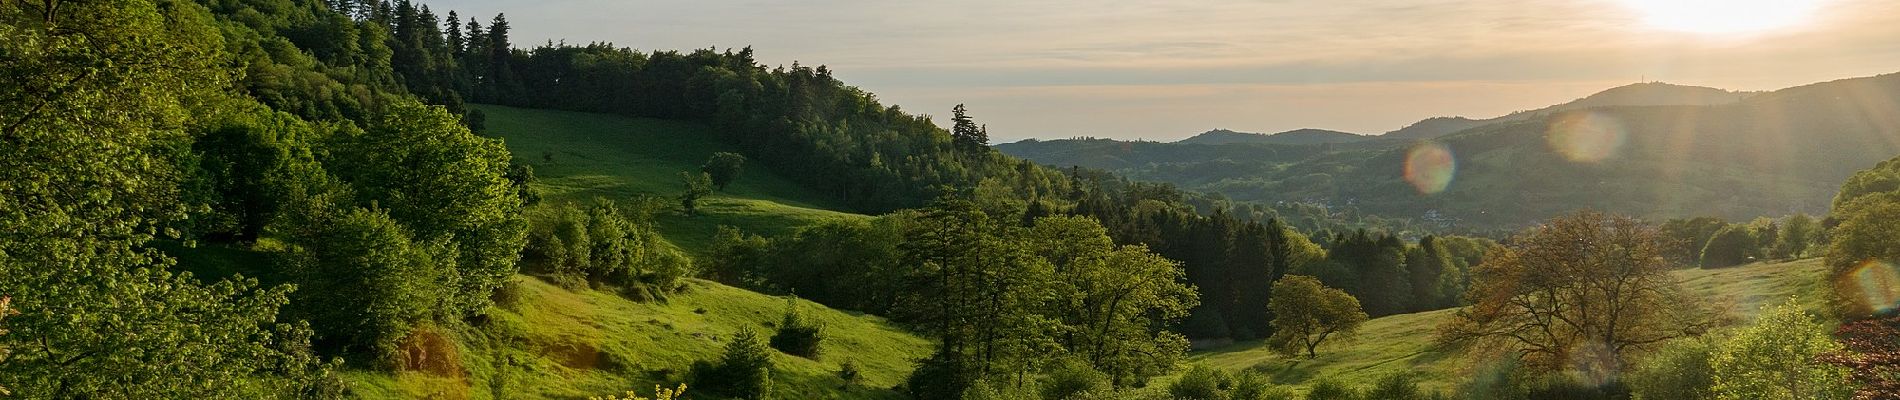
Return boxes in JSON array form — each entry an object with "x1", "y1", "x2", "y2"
[
  {"x1": 702, "y1": 152, "x2": 746, "y2": 191},
  {"x1": 1700, "y1": 224, "x2": 1759, "y2": 268},
  {"x1": 1439, "y1": 211, "x2": 1721, "y2": 376},
  {"x1": 680, "y1": 171, "x2": 713, "y2": 215},
  {"x1": 1267, "y1": 275, "x2": 1368, "y2": 359}
]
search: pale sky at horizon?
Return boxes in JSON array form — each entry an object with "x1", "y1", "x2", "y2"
[{"x1": 426, "y1": 0, "x2": 1900, "y2": 142}]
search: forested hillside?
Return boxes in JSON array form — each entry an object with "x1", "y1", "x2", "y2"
[
  {"x1": 11, "y1": 0, "x2": 1900, "y2": 399},
  {"x1": 1000, "y1": 76, "x2": 1900, "y2": 228}
]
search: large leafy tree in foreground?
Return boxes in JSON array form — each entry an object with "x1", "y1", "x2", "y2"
[
  {"x1": 322, "y1": 101, "x2": 527, "y2": 317},
  {"x1": 0, "y1": 0, "x2": 330, "y2": 396},
  {"x1": 1439, "y1": 211, "x2": 1721, "y2": 378}
]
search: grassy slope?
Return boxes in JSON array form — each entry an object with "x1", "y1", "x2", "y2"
[
  {"x1": 320, "y1": 106, "x2": 926, "y2": 398},
  {"x1": 343, "y1": 278, "x2": 931, "y2": 399},
  {"x1": 1185, "y1": 258, "x2": 1829, "y2": 394},
  {"x1": 473, "y1": 104, "x2": 865, "y2": 256}
]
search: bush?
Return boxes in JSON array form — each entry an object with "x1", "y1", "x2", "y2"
[
  {"x1": 768, "y1": 298, "x2": 823, "y2": 359},
  {"x1": 1365, "y1": 373, "x2": 1433, "y2": 400},
  {"x1": 1306, "y1": 378, "x2": 1361, "y2": 400},
  {"x1": 1699, "y1": 225, "x2": 1758, "y2": 268},
  {"x1": 837, "y1": 360, "x2": 862, "y2": 383},
  {"x1": 1629, "y1": 337, "x2": 1717, "y2": 400},
  {"x1": 907, "y1": 350, "x2": 979, "y2": 400},
  {"x1": 1168, "y1": 365, "x2": 1230, "y2": 400},
  {"x1": 1040, "y1": 359, "x2": 1110, "y2": 400},
  {"x1": 1710, "y1": 301, "x2": 1852, "y2": 399},
  {"x1": 1229, "y1": 372, "x2": 1294, "y2": 400},
  {"x1": 690, "y1": 328, "x2": 773, "y2": 400}
]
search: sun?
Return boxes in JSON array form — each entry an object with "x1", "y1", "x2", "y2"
[{"x1": 1617, "y1": 0, "x2": 1828, "y2": 34}]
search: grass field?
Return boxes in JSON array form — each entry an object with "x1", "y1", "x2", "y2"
[
  {"x1": 342, "y1": 277, "x2": 933, "y2": 399},
  {"x1": 1183, "y1": 258, "x2": 1830, "y2": 394},
  {"x1": 473, "y1": 104, "x2": 867, "y2": 255}
]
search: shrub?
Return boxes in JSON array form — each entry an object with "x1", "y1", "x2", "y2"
[
  {"x1": 1699, "y1": 225, "x2": 1758, "y2": 268},
  {"x1": 907, "y1": 350, "x2": 979, "y2": 400},
  {"x1": 1365, "y1": 373, "x2": 1432, "y2": 400},
  {"x1": 1629, "y1": 337, "x2": 1717, "y2": 400},
  {"x1": 1305, "y1": 379, "x2": 1360, "y2": 400},
  {"x1": 1040, "y1": 359, "x2": 1110, "y2": 400},
  {"x1": 1710, "y1": 301, "x2": 1853, "y2": 400},
  {"x1": 838, "y1": 360, "x2": 862, "y2": 383},
  {"x1": 768, "y1": 298, "x2": 823, "y2": 359},
  {"x1": 1229, "y1": 372, "x2": 1295, "y2": 400},
  {"x1": 1168, "y1": 365, "x2": 1231, "y2": 400}
]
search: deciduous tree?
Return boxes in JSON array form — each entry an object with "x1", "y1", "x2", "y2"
[
  {"x1": 1267, "y1": 275, "x2": 1368, "y2": 359},
  {"x1": 1438, "y1": 211, "x2": 1721, "y2": 377}
]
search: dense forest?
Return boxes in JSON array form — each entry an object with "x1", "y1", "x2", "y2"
[{"x1": 6, "y1": 0, "x2": 1900, "y2": 399}]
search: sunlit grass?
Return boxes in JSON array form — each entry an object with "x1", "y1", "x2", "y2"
[
  {"x1": 1180, "y1": 258, "x2": 1829, "y2": 394},
  {"x1": 474, "y1": 104, "x2": 866, "y2": 256},
  {"x1": 342, "y1": 277, "x2": 932, "y2": 399}
]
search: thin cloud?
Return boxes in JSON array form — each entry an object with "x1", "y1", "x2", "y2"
[{"x1": 426, "y1": 0, "x2": 1900, "y2": 140}]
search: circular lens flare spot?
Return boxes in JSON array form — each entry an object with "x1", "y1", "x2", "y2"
[
  {"x1": 1404, "y1": 142, "x2": 1456, "y2": 195},
  {"x1": 1851, "y1": 261, "x2": 1900, "y2": 314},
  {"x1": 1547, "y1": 112, "x2": 1627, "y2": 163}
]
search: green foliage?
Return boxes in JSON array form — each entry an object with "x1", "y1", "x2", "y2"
[
  {"x1": 1629, "y1": 336, "x2": 1717, "y2": 400},
  {"x1": 960, "y1": 378, "x2": 1040, "y2": 400},
  {"x1": 1663, "y1": 217, "x2": 1732, "y2": 264},
  {"x1": 1771, "y1": 214, "x2": 1819, "y2": 260},
  {"x1": 286, "y1": 206, "x2": 454, "y2": 364},
  {"x1": 691, "y1": 328, "x2": 774, "y2": 400},
  {"x1": 524, "y1": 200, "x2": 688, "y2": 292},
  {"x1": 1710, "y1": 301, "x2": 1853, "y2": 400},
  {"x1": 1700, "y1": 224, "x2": 1760, "y2": 268},
  {"x1": 1824, "y1": 185, "x2": 1900, "y2": 316},
  {"x1": 1305, "y1": 379, "x2": 1361, "y2": 400},
  {"x1": 680, "y1": 171, "x2": 713, "y2": 215},
  {"x1": 769, "y1": 297, "x2": 824, "y2": 359},
  {"x1": 1314, "y1": 230, "x2": 1412, "y2": 317},
  {"x1": 1267, "y1": 275, "x2": 1368, "y2": 359},
  {"x1": 703, "y1": 152, "x2": 748, "y2": 191},
  {"x1": 950, "y1": 104, "x2": 991, "y2": 154},
  {"x1": 325, "y1": 100, "x2": 528, "y2": 317},
  {"x1": 1167, "y1": 365, "x2": 1231, "y2": 400},
  {"x1": 1040, "y1": 358, "x2": 1111, "y2": 400},
  {"x1": 0, "y1": 0, "x2": 334, "y2": 395},
  {"x1": 705, "y1": 226, "x2": 774, "y2": 287},
  {"x1": 1365, "y1": 373, "x2": 1438, "y2": 400}
]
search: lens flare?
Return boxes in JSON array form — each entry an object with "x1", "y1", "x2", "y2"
[
  {"x1": 1546, "y1": 112, "x2": 1627, "y2": 163},
  {"x1": 1850, "y1": 261, "x2": 1900, "y2": 314},
  {"x1": 1403, "y1": 142, "x2": 1456, "y2": 195}
]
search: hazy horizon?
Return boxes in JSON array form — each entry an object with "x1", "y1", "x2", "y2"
[{"x1": 428, "y1": 0, "x2": 1900, "y2": 142}]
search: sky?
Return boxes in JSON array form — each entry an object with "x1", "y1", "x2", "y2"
[{"x1": 426, "y1": 0, "x2": 1900, "y2": 142}]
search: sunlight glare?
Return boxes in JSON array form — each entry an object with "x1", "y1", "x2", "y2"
[
  {"x1": 1850, "y1": 261, "x2": 1900, "y2": 314},
  {"x1": 1617, "y1": 0, "x2": 1828, "y2": 34},
  {"x1": 1403, "y1": 143, "x2": 1456, "y2": 195},
  {"x1": 1546, "y1": 112, "x2": 1627, "y2": 163}
]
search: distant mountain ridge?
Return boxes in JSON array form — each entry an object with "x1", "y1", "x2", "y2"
[
  {"x1": 999, "y1": 73, "x2": 1900, "y2": 228},
  {"x1": 1176, "y1": 128, "x2": 1366, "y2": 145},
  {"x1": 1382, "y1": 82, "x2": 1752, "y2": 140}
]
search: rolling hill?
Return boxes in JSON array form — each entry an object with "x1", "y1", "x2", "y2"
[
  {"x1": 172, "y1": 105, "x2": 932, "y2": 399},
  {"x1": 1177, "y1": 129, "x2": 1367, "y2": 145},
  {"x1": 1181, "y1": 258, "x2": 1830, "y2": 395},
  {"x1": 1380, "y1": 82, "x2": 1752, "y2": 140},
  {"x1": 998, "y1": 73, "x2": 1900, "y2": 228},
  {"x1": 474, "y1": 104, "x2": 870, "y2": 256}
]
